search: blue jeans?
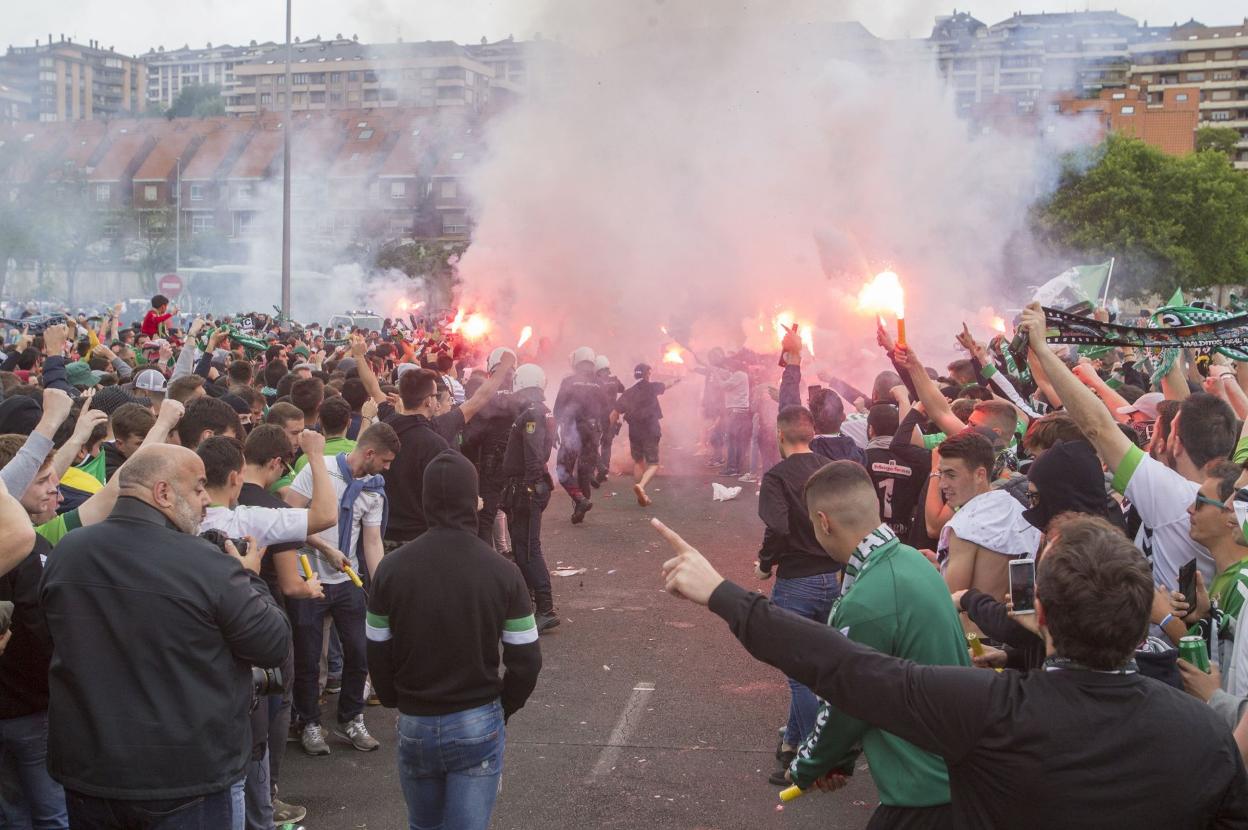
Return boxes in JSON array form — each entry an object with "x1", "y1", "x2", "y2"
[
  {"x1": 0, "y1": 711, "x2": 67, "y2": 829},
  {"x1": 64, "y1": 787, "x2": 235, "y2": 830},
  {"x1": 289, "y1": 580, "x2": 368, "y2": 726},
  {"x1": 396, "y1": 701, "x2": 504, "y2": 830},
  {"x1": 770, "y1": 572, "x2": 840, "y2": 747}
]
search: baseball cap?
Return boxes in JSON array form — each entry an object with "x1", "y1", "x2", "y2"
[
  {"x1": 65, "y1": 360, "x2": 100, "y2": 389},
  {"x1": 134, "y1": 368, "x2": 168, "y2": 393},
  {"x1": 292, "y1": 362, "x2": 317, "y2": 373},
  {"x1": 1117, "y1": 391, "x2": 1164, "y2": 421},
  {"x1": 395, "y1": 363, "x2": 421, "y2": 379}
]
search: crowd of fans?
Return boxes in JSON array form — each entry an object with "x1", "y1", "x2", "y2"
[
  {"x1": 4, "y1": 288, "x2": 1248, "y2": 828},
  {"x1": 659, "y1": 300, "x2": 1248, "y2": 827}
]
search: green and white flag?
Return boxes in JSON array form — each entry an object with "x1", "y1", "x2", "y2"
[{"x1": 1032, "y1": 260, "x2": 1114, "y2": 307}]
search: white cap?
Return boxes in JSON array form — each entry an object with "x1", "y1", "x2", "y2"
[
  {"x1": 514, "y1": 363, "x2": 546, "y2": 392},
  {"x1": 487, "y1": 347, "x2": 516, "y2": 373},
  {"x1": 570, "y1": 346, "x2": 595, "y2": 368},
  {"x1": 134, "y1": 368, "x2": 167, "y2": 393},
  {"x1": 1117, "y1": 391, "x2": 1164, "y2": 421},
  {"x1": 594, "y1": 355, "x2": 611, "y2": 372},
  {"x1": 395, "y1": 363, "x2": 421, "y2": 378}
]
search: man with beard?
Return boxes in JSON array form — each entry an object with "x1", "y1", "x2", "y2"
[{"x1": 40, "y1": 444, "x2": 290, "y2": 827}]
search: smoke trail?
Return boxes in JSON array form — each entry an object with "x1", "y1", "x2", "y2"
[{"x1": 457, "y1": 0, "x2": 1095, "y2": 385}]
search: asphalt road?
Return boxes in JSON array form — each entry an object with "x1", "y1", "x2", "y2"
[{"x1": 282, "y1": 451, "x2": 879, "y2": 830}]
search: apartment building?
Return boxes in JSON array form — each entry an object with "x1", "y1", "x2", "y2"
[
  {"x1": 1057, "y1": 85, "x2": 1201, "y2": 155},
  {"x1": 931, "y1": 11, "x2": 1145, "y2": 114},
  {"x1": 225, "y1": 40, "x2": 495, "y2": 116},
  {"x1": 0, "y1": 36, "x2": 145, "y2": 121},
  {"x1": 1129, "y1": 19, "x2": 1248, "y2": 168},
  {"x1": 0, "y1": 83, "x2": 29, "y2": 124},
  {"x1": 140, "y1": 37, "x2": 358, "y2": 110}
]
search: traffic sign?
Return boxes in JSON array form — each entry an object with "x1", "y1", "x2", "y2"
[{"x1": 158, "y1": 273, "x2": 183, "y2": 297}]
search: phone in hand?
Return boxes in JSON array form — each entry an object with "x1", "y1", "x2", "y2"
[
  {"x1": 1009, "y1": 559, "x2": 1036, "y2": 615},
  {"x1": 1178, "y1": 558, "x2": 1198, "y2": 606}
]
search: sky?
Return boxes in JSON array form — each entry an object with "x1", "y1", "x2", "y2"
[{"x1": 3, "y1": 0, "x2": 1237, "y2": 57}]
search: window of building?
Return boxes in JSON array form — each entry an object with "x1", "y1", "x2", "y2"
[
  {"x1": 331, "y1": 72, "x2": 341, "y2": 83},
  {"x1": 440, "y1": 180, "x2": 457, "y2": 199},
  {"x1": 189, "y1": 184, "x2": 203, "y2": 201},
  {"x1": 260, "y1": 93, "x2": 272, "y2": 105},
  {"x1": 1176, "y1": 93, "x2": 1189, "y2": 102},
  {"x1": 237, "y1": 183, "x2": 253, "y2": 200},
  {"x1": 348, "y1": 71, "x2": 359, "y2": 81},
  {"x1": 330, "y1": 92, "x2": 342, "y2": 103},
  {"x1": 1189, "y1": 52, "x2": 1206, "y2": 62},
  {"x1": 1215, "y1": 50, "x2": 1233, "y2": 61},
  {"x1": 368, "y1": 182, "x2": 380, "y2": 200},
  {"x1": 1187, "y1": 72, "x2": 1204, "y2": 82},
  {"x1": 451, "y1": 151, "x2": 464, "y2": 160},
  {"x1": 442, "y1": 214, "x2": 467, "y2": 235},
  {"x1": 1211, "y1": 110, "x2": 1233, "y2": 121},
  {"x1": 358, "y1": 129, "x2": 373, "y2": 140},
  {"x1": 235, "y1": 212, "x2": 255, "y2": 235},
  {"x1": 312, "y1": 73, "x2": 325, "y2": 83},
  {"x1": 144, "y1": 185, "x2": 158, "y2": 202},
  {"x1": 1120, "y1": 106, "x2": 1135, "y2": 115},
  {"x1": 311, "y1": 91, "x2": 325, "y2": 103},
  {"x1": 95, "y1": 184, "x2": 110, "y2": 202},
  {"x1": 1214, "y1": 71, "x2": 1234, "y2": 81},
  {"x1": 1111, "y1": 92, "x2": 1126, "y2": 100},
  {"x1": 1212, "y1": 90, "x2": 1233, "y2": 101},
  {"x1": 390, "y1": 181, "x2": 406, "y2": 198},
  {"x1": 275, "y1": 75, "x2": 285, "y2": 86},
  {"x1": 421, "y1": 68, "x2": 436, "y2": 79},
  {"x1": 293, "y1": 73, "x2": 310, "y2": 85},
  {"x1": 191, "y1": 214, "x2": 213, "y2": 235},
  {"x1": 364, "y1": 71, "x2": 378, "y2": 83},
  {"x1": 363, "y1": 90, "x2": 378, "y2": 102},
  {"x1": 277, "y1": 93, "x2": 285, "y2": 104}
]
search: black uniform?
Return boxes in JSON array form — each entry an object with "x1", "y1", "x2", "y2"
[
  {"x1": 552, "y1": 371, "x2": 608, "y2": 503},
  {"x1": 614, "y1": 379, "x2": 666, "y2": 465},
  {"x1": 865, "y1": 436, "x2": 931, "y2": 539},
  {"x1": 595, "y1": 372, "x2": 626, "y2": 479},
  {"x1": 501, "y1": 394, "x2": 557, "y2": 615},
  {"x1": 463, "y1": 391, "x2": 518, "y2": 546}
]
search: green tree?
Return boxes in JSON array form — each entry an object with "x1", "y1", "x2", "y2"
[
  {"x1": 131, "y1": 206, "x2": 176, "y2": 294},
  {"x1": 1032, "y1": 134, "x2": 1248, "y2": 298},
  {"x1": 166, "y1": 84, "x2": 225, "y2": 119},
  {"x1": 29, "y1": 170, "x2": 107, "y2": 307},
  {"x1": 0, "y1": 197, "x2": 33, "y2": 303},
  {"x1": 1196, "y1": 126, "x2": 1240, "y2": 159}
]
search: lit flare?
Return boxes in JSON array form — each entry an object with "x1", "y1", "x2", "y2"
[
  {"x1": 663, "y1": 345, "x2": 684, "y2": 364},
  {"x1": 517, "y1": 325, "x2": 533, "y2": 349},
  {"x1": 859, "y1": 271, "x2": 906, "y2": 345}
]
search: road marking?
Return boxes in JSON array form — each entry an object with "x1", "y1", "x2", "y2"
[{"x1": 588, "y1": 681, "x2": 655, "y2": 780}]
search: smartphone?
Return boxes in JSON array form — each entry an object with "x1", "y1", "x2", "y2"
[
  {"x1": 1178, "y1": 558, "x2": 1198, "y2": 603},
  {"x1": 1009, "y1": 559, "x2": 1036, "y2": 615}
]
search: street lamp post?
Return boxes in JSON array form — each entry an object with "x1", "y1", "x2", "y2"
[
  {"x1": 280, "y1": 0, "x2": 293, "y2": 320},
  {"x1": 174, "y1": 156, "x2": 181, "y2": 274}
]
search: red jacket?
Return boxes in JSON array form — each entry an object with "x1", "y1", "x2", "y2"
[{"x1": 141, "y1": 310, "x2": 172, "y2": 337}]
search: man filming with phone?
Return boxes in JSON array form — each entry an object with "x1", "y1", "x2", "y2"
[{"x1": 656, "y1": 513, "x2": 1248, "y2": 827}]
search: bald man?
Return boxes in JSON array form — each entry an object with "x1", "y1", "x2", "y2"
[{"x1": 40, "y1": 443, "x2": 290, "y2": 828}]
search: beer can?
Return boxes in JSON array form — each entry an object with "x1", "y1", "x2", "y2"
[
  {"x1": 966, "y1": 632, "x2": 985, "y2": 657},
  {"x1": 1179, "y1": 635, "x2": 1210, "y2": 673}
]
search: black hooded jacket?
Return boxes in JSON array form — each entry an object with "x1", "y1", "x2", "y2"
[{"x1": 367, "y1": 451, "x2": 541, "y2": 718}]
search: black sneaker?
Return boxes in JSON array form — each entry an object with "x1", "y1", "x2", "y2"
[
  {"x1": 571, "y1": 499, "x2": 593, "y2": 524},
  {"x1": 325, "y1": 678, "x2": 342, "y2": 695},
  {"x1": 768, "y1": 750, "x2": 796, "y2": 786},
  {"x1": 536, "y1": 612, "x2": 561, "y2": 633}
]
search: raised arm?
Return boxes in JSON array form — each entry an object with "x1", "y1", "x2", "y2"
[
  {"x1": 459, "y1": 351, "x2": 516, "y2": 422},
  {"x1": 894, "y1": 342, "x2": 966, "y2": 437},
  {"x1": 0, "y1": 478, "x2": 36, "y2": 579},
  {"x1": 1018, "y1": 303, "x2": 1132, "y2": 474}
]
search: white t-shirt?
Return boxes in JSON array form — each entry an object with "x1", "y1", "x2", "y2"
[
  {"x1": 722, "y1": 371, "x2": 750, "y2": 410},
  {"x1": 939, "y1": 489, "x2": 1042, "y2": 561},
  {"x1": 290, "y1": 461, "x2": 384, "y2": 584},
  {"x1": 201, "y1": 504, "x2": 308, "y2": 551},
  {"x1": 1112, "y1": 446, "x2": 1213, "y2": 591}
]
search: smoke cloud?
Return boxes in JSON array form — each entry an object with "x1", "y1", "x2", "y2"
[{"x1": 457, "y1": 0, "x2": 1095, "y2": 384}]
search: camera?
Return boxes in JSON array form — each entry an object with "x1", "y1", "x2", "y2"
[
  {"x1": 252, "y1": 666, "x2": 283, "y2": 697},
  {"x1": 199, "y1": 529, "x2": 248, "y2": 555}
]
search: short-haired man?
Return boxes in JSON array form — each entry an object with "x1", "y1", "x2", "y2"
[
  {"x1": 657, "y1": 515, "x2": 1248, "y2": 826},
  {"x1": 264, "y1": 402, "x2": 306, "y2": 493},
  {"x1": 380, "y1": 367, "x2": 449, "y2": 548},
  {"x1": 935, "y1": 431, "x2": 1040, "y2": 604},
  {"x1": 177, "y1": 395, "x2": 242, "y2": 448},
  {"x1": 41, "y1": 445, "x2": 289, "y2": 827},
  {"x1": 167, "y1": 374, "x2": 207, "y2": 404},
  {"x1": 285, "y1": 423, "x2": 399, "y2": 756},
  {"x1": 611, "y1": 363, "x2": 666, "y2": 507},
  {"x1": 1019, "y1": 302, "x2": 1237, "y2": 591},
  {"x1": 101, "y1": 402, "x2": 155, "y2": 481},
  {"x1": 755, "y1": 405, "x2": 842, "y2": 784},
  {"x1": 785, "y1": 461, "x2": 970, "y2": 825},
  {"x1": 290, "y1": 377, "x2": 324, "y2": 426}
]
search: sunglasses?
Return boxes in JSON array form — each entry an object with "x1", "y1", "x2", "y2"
[
  {"x1": 1026, "y1": 490, "x2": 1041, "y2": 508},
  {"x1": 1193, "y1": 494, "x2": 1230, "y2": 512}
]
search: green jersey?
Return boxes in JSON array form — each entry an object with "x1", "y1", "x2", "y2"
[{"x1": 790, "y1": 527, "x2": 970, "y2": 807}]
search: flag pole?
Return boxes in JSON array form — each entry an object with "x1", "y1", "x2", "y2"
[{"x1": 1100, "y1": 257, "x2": 1115, "y2": 307}]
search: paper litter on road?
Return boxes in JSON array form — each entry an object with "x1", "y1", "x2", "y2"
[
  {"x1": 607, "y1": 569, "x2": 617, "y2": 575},
  {"x1": 711, "y1": 483, "x2": 742, "y2": 501},
  {"x1": 603, "y1": 665, "x2": 611, "y2": 672},
  {"x1": 552, "y1": 567, "x2": 588, "y2": 577}
]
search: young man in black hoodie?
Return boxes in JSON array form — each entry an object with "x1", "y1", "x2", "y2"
[
  {"x1": 367, "y1": 450, "x2": 541, "y2": 830},
  {"x1": 756, "y1": 404, "x2": 841, "y2": 784}
]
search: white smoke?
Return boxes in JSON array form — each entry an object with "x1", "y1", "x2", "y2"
[{"x1": 457, "y1": 0, "x2": 1096, "y2": 385}]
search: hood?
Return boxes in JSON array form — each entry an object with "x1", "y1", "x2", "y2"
[
  {"x1": 422, "y1": 449, "x2": 480, "y2": 532},
  {"x1": 1024, "y1": 439, "x2": 1106, "y2": 531}
]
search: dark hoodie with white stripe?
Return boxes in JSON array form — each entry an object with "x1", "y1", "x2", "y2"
[{"x1": 366, "y1": 450, "x2": 542, "y2": 719}]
